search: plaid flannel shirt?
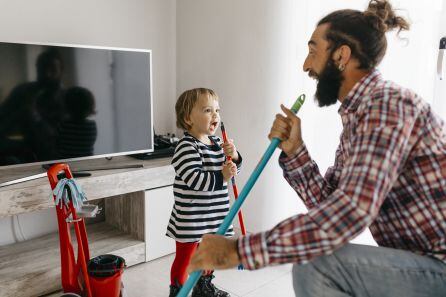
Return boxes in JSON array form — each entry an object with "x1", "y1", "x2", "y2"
[{"x1": 238, "y1": 69, "x2": 446, "y2": 269}]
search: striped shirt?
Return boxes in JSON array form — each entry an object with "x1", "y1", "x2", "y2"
[
  {"x1": 238, "y1": 69, "x2": 446, "y2": 270},
  {"x1": 167, "y1": 132, "x2": 241, "y2": 242},
  {"x1": 57, "y1": 119, "x2": 97, "y2": 159}
]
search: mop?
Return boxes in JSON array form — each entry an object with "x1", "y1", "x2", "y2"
[
  {"x1": 49, "y1": 165, "x2": 125, "y2": 297},
  {"x1": 49, "y1": 166, "x2": 93, "y2": 297},
  {"x1": 177, "y1": 94, "x2": 306, "y2": 297},
  {"x1": 220, "y1": 121, "x2": 246, "y2": 270},
  {"x1": 53, "y1": 178, "x2": 87, "y2": 212}
]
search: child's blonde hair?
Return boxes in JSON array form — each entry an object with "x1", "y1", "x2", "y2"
[{"x1": 175, "y1": 88, "x2": 219, "y2": 130}]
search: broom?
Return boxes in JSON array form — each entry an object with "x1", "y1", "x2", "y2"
[{"x1": 220, "y1": 121, "x2": 246, "y2": 270}]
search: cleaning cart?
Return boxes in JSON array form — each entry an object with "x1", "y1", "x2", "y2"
[{"x1": 47, "y1": 163, "x2": 126, "y2": 297}]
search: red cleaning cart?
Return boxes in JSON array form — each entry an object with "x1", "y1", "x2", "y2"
[{"x1": 47, "y1": 163, "x2": 125, "y2": 297}]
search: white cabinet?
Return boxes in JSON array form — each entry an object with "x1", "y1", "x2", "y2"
[{"x1": 144, "y1": 186, "x2": 176, "y2": 261}]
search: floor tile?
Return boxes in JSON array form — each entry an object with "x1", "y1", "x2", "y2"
[
  {"x1": 122, "y1": 254, "x2": 174, "y2": 297},
  {"x1": 211, "y1": 264, "x2": 292, "y2": 296},
  {"x1": 42, "y1": 253, "x2": 295, "y2": 297},
  {"x1": 244, "y1": 272, "x2": 295, "y2": 297}
]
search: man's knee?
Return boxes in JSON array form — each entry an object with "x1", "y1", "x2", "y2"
[
  {"x1": 292, "y1": 262, "x2": 324, "y2": 296},
  {"x1": 292, "y1": 262, "x2": 313, "y2": 283},
  {"x1": 292, "y1": 250, "x2": 350, "y2": 296},
  {"x1": 292, "y1": 254, "x2": 335, "y2": 284}
]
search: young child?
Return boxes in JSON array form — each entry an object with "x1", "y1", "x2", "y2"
[{"x1": 167, "y1": 88, "x2": 242, "y2": 297}]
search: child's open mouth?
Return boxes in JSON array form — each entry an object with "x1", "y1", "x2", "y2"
[{"x1": 210, "y1": 121, "x2": 219, "y2": 130}]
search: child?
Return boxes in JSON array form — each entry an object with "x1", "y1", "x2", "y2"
[{"x1": 167, "y1": 88, "x2": 242, "y2": 297}]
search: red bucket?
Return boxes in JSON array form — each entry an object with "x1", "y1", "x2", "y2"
[{"x1": 87, "y1": 254, "x2": 125, "y2": 297}]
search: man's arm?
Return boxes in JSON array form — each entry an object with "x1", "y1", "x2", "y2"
[
  {"x1": 279, "y1": 143, "x2": 344, "y2": 209},
  {"x1": 269, "y1": 104, "x2": 344, "y2": 209},
  {"x1": 189, "y1": 92, "x2": 420, "y2": 272},
  {"x1": 237, "y1": 93, "x2": 419, "y2": 269}
]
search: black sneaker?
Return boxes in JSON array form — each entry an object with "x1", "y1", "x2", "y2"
[
  {"x1": 169, "y1": 283, "x2": 182, "y2": 297},
  {"x1": 191, "y1": 275, "x2": 230, "y2": 297}
]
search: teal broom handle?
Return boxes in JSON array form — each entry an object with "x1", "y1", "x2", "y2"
[{"x1": 177, "y1": 94, "x2": 305, "y2": 297}]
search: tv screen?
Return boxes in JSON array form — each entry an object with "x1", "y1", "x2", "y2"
[{"x1": 0, "y1": 42, "x2": 153, "y2": 168}]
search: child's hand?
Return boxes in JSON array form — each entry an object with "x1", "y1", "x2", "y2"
[
  {"x1": 222, "y1": 139, "x2": 238, "y2": 162},
  {"x1": 222, "y1": 160, "x2": 237, "y2": 181}
]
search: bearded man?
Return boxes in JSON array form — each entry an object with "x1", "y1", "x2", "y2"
[{"x1": 187, "y1": 1, "x2": 446, "y2": 296}]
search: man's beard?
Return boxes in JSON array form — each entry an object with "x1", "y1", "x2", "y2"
[{"x1": 313, "y1": 59, "x2": 344, "y2": 107}]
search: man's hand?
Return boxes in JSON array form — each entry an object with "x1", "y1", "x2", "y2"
[
  {"x1": 187, "y1": 234, "x2": 241, "y2": 273},
  {"x1": 268, "y1": 104, "x2": 303, "y2": 156}
]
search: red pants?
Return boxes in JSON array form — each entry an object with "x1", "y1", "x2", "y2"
[{"x1": 170, "y1": 241, "x2": 212, "y2": 285}]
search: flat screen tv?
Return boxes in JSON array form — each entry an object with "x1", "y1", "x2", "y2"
[{"x1": 0, "y1": 41, "x2": 153, "y2": 169}]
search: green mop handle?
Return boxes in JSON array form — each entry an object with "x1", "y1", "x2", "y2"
[{"x1": 176, "y1": 94, "x2": 305, "y2": 297}]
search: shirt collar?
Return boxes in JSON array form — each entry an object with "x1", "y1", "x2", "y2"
[
  {"x1": 338, "y1": 69, "x2": 382, "y2": 115},
  {"x1": 184, "y1": 132, "x2": 217, "y2": 145}
]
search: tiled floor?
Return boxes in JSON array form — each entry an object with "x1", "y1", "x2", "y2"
[
  {"x1": 48, "y1": 253, "x2": 295, "y2": 297},
  {"x1": 46, "y1": 230, "x2": 377, "y2": 296},
  {"x1": 122, "y1": 254, "x2": 295, "y2": 297}
]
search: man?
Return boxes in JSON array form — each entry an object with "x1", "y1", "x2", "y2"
[{"x1": 188, "y1": 0, "x2": 446, "y2": 296}]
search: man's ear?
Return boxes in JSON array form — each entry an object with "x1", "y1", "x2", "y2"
[{"x1": 333, "y1": 45, "x2": 352, "y2": 67}]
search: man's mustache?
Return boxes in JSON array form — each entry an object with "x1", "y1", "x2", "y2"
[{"x1": 308, "y1": 70, "x2": 319, "y2": 80}]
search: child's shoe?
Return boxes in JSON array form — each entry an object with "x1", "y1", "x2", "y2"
[
  {"x1": 169, "y1": 283, "x2": 182, "y2": 297},
  {"x1": 191, "y1": 274, "x2": 230, "y2": 297}
]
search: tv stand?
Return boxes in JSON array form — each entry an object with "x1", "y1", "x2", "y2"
[
  {"x1": 0, "y1": 161, "x2": 145, "y2": 188},
  {"x1": 42, "y1": 164, "x2": 93, "y2": 178},
  {"x1": 0, "y1": 156, "x2": 175, "y2": 297},
  {"x1": 0, "y1": 172, "x2": 48, "y2": 188},
  {"x1": 0, "y1": 168, "x2": 93, "y2": 188}
]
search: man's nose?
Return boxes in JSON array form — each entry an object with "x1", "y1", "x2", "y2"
[{"x1": 303, "y1": 56, "x2": 311, "y2": 72}]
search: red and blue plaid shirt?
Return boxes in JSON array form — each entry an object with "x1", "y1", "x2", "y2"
[{"x1": 238, "y1": 69, "x2": 446, "y2": 269}]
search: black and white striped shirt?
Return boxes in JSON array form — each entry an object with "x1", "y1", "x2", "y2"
[
  {"x1": 57, "y1": 119, "x2": 97, "y2": 159},
  {"x1": 166, "y1": 132, "x2": 241, "y2": 242}
]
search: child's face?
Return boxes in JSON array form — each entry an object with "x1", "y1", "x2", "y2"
[{"x1": 186, "y1": 94, "x2": 220, "y2": 136}]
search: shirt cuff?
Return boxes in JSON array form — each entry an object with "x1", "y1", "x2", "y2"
[
  {"x1": 279, "y1": 143, "x2": 310, "y2": 168},
  {"x1": 237, "y1": 233, "x2": 270, "y2": 270}
]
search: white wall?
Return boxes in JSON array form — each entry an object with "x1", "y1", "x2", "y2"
[
  {"x1": 0, "y1": 0, "x2": 176, "y2": 245},
  {"x1": 177, "y1": 0, "x2": 308, "y2": 233},
  {"x1": 0, "y1": 0, "x2": 176, "y2": 133}
]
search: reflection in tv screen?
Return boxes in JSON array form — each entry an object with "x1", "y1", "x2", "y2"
[{"x1": 0, "y1": 42, "x2": 153, "y2": 167}]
